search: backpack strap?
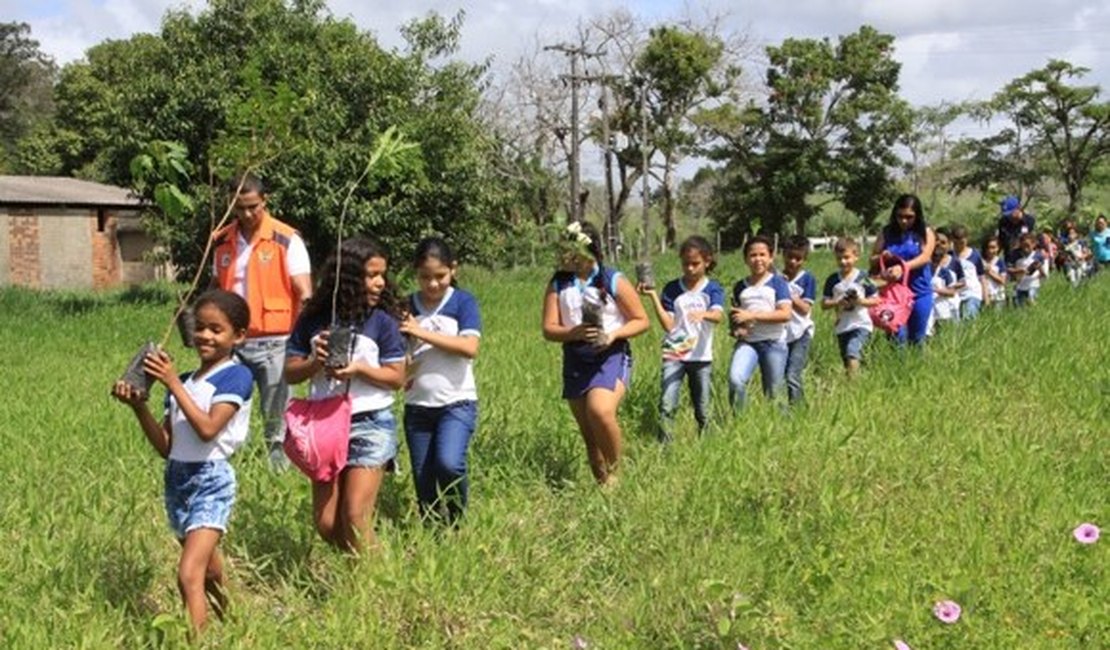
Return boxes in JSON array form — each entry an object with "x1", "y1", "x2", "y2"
[{"x1": 879, "y1": 254, "x2": 911, "y2": 287}]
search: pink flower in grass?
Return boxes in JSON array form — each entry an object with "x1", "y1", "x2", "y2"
[
  {"x1": 1073, "y1": 523, "x2": 1100, "y2": 544},
  {"x1": 893, "y1": 640, "x2": 913, "y2": 650},
  {"x1": 933, "y1": 600, "x2": 962, "y2": 624},
  {"x1": 572, "y1": 636, "x2": 588, "y2": 649},
  {"x1": 736, "y1": 644, "x2": 750, "y2": 650}
]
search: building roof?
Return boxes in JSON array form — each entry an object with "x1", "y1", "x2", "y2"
[{"x1": 0, "y1": 175, "x2": 143, "y2": 210}]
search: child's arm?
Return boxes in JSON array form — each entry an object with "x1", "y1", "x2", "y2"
[
  {"x1": 112, "y1": 382, "x2": 171, "y2": 458},
  {"x1": 691, "y1": 281, "x2": 725, "y2": 325},
  {"x1": 694, "y1": 308, "x2": 724, "y2": 324},
  {"x1": 285, "y1": 332, "x2": 328, "y2": 384},
  {"x1": 335, "y1": 360, "x2": 406, "y2": 390},
  {"x1": 732, "y1": 302, "x2": 792, "y2": 324},
  {"x1": 142, "y1": 351, "x2": 240, "y2": 442},
  {"x1": 606, "y1": 275, "x2": 650, "y2": 343},
  {"x1": 542, "y1": 288, "x2": 592, "y2": 343},
  {"x1": 790, "y1": 293, "x2": 812, "y2": 316},
  {"x1": 821, "y1": 275, "x2": 843, "y2": 311},
  {"x1": 332, "y1": 313, "x2": 409, "y2": 389},
  {"x1": 400, "y1": 315, "x2": 480, "y2": 359},
  {"x1": 857, "y1": 280, "x2": 881, "y2": 308},
  {"x1": 640, "y1": 286, "x2": 675, "y2": 332}
]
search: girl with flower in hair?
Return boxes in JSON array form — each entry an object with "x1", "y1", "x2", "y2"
[{"x1": 542, "y1": 221, "x2": 649, "y2": 485}]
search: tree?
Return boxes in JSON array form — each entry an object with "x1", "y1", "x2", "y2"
[
  {"x1": 902, "y1": 102, "x2": 963, "y2": 210},
  {"x1": 0, "y1": 22, "x2": 56, "y2": 170},
  {"x1": 489, "y1": 8, "x2": 753, "y2": 255},
  {"x1": 634, "y1": 25, "x2": 738, "y2": 248},
  {"x1": 708, "y1": 25, "x2": 911, "y2": 240},
  {"x1": 29, "y1": 0, "x2": 509, "y2": 274},
  {"x1": 1001, "y1": 60, "x2": 1110, "y2": 216}
]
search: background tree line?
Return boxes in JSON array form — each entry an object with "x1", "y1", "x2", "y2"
[{"x1": 1, "y1": 0, "x2": 1107, "y2": 276}]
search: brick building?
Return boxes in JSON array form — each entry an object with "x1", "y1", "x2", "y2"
[{"x1": 0, "y1": 175, "x2": 169, "y2": 290}]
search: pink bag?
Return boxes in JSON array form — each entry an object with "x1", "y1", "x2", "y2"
[
  {"x1": 869, "y1": 256, "x2": 915, "y2": 335},
  {"x1": 283, "y1": 393, "x2": 351, "y2": 483}
]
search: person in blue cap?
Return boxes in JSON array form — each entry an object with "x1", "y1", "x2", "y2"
[{"x1": 996, "y1": 195, "x2": 1036, "y2": 264}]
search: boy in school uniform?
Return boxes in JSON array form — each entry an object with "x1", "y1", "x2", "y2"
[{"x1": 822, "y1": 238, "x2": 879, "y2": 376}]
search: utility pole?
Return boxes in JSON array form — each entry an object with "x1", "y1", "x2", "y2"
[
  {"x1": 638, "y1": 77, "x2": 651, "y2": 257},
  {"x1": 599, "y1": 84, "x2": 616, "y2": 259},
  {"x1": 545, "y1": 42, "x2": 604, "y2": 224}
]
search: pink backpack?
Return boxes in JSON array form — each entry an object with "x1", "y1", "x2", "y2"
[
  {"x1": 869, "y1": 256, "x2": 915, "y2": 335},
  {"x1": 283, "y1": 392, "x2": 351, "y2": 483}
]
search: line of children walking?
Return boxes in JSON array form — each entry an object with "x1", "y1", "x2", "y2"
[
  {"x1": 109, "y1": 198, "x2": 1105, "y2": 635},
  {"x1": 636, "y1": 195, "x2": 1104, "y2": 446}
]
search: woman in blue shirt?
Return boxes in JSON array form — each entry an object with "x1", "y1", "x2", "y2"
[
  {"x1": 1091, "y1": 214, "x2": 1110, "y2": 267},
  {"x1": 871, "y1": 194, "x2": 936, "y2": 345}
]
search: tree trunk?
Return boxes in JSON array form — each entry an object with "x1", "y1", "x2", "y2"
[
  {"x1": 1068, "y1": 180, "x2": 1080, "y2": 217},
  {"x1": 662, "y1": 160, "x2": 676, "y2": 249}
]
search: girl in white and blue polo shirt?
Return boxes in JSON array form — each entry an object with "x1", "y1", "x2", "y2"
[
  {"x1": 542, "y1": 222, "x2": 649, "y2": 485},
  {"x1": 727, "y1": 235, "x2": 793, "y2": 410},
  {"x1": 285, "y1": 237, "x2": 407, "y2": 553},
  {"x1": 399, "y1": 238, "x2": 482, "y2": 524},
  {"x1": 112, "y1": 290, "x2": 253, "y2": 634},
  {"x1": 641, "y1": 235, "x2": 725, "y2": 442}
]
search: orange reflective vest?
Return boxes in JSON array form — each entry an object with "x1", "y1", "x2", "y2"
[{"x1": 213, "y1": 215, "x2": 301, "y2": 337}]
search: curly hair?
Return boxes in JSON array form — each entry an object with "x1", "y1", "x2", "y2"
[{"x1": 302, "y1": 236, "x2": 402, "y2": 325}]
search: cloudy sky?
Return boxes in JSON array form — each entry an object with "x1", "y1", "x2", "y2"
[{"x1": 8, "y1": 0, "x2": 1110, "y2": 140}]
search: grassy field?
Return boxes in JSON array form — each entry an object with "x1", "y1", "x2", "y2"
[{"x1": 0, "y1": 250, "x2": 1106, "y2": 648}]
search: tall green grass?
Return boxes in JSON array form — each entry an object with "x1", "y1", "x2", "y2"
[{"x1": 0, "y1": 254, "x2": 1105, "y2": 648}]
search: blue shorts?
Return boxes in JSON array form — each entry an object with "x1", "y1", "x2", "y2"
[
  {"x1": 348, "y1": 408, "x2": 398, "y2": 469},
  {"x1": 562, "y1": 350, "x2": 632, "y2": 399},
  {"x1": 164, "y1": 459, "x2": 236, "y2": 540},
  {"x1": 837, "y1": 328, "x2": 871, "y2": 362}
]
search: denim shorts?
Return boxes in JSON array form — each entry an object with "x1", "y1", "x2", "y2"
[
  {"x1": 837, "y1": 328, "x2": 871, "y2": 361},
  {"x1": 164, "y1": 459, "x2": 236, "y2": 540},
  {"x1": 1014, "y1": 288, "x2": 1038, "y2": 306},
  {"x1": 348, "y1": 408, "x2": 398, "y2": 469}
]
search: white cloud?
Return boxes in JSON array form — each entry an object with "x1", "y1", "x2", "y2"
[{"x1": 6, "y1": 0, "x2": 1107, "y2": 110}]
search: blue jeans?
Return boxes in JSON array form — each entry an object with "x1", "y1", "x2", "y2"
[
  {"x1": 895, "y1": 291, "x2": 933, "y2": 345},
  {"x1": 403, "y1": 401, "x2": 478, "y2": 522},
  {"x1": 658, "y1": 360, "x2": 712, "y2": 442},
  {"x1": 784, "y1": 333, "x2": 812, "y2": 405},
  {"x1": 961, "y1": 297, "x2": 981, "y2": 320},
  {"x1": 728, "y1": 339, "x2": 787, "y2": 410},
  {"x1": 235, "y1": 337, "x2": 289, "y2": 446}
]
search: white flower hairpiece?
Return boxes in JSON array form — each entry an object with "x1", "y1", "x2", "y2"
[{"x1": 564, "y1": 222, "x2": 591, "y2": 247}]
